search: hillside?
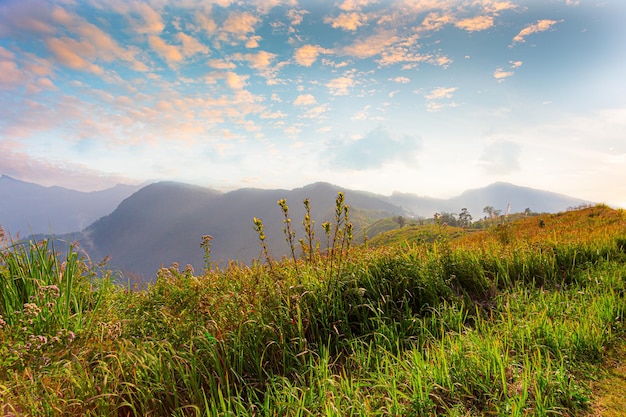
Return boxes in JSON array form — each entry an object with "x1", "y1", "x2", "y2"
[
  {"x1": 81, "y1": 181, "x2": 405, "y2": 280},
  {"x1": 3, "y1": 177, "x2": 593, "y2": 280},
  {"x1": 2, "y1": 205, "x2": 625, "y2": 415}
]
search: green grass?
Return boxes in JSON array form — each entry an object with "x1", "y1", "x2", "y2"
[{"x1": 1, "y1": 203, "x2": 625, "y2": 416}]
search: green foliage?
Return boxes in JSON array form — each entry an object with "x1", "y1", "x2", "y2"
[{"x1": 1, "y1": 203, "x2": 626, "y2": 416}]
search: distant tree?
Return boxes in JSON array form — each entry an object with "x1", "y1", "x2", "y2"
[
  {"x1": 439, "y1": 212, "x2": 459, "y2": 227},
  {"x1": 524, "y1": 208, "x2": 532, "y2": 216},
  {"x1": 459, "y1": 208, "x2": 473, "y2": 227},
  {"x1": 393, "y1": 215, "x2": 406, "y2": 228},
  {"x1": 483, "y1": 206, "x2": 495, "y2": 219}
]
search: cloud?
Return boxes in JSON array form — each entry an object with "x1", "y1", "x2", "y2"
[
  {"x1": 134, "y1": 3, "x2": 165, "y2": 34},
  {"x1": 325, "y1": 12, "x2": 367, "y2": 31},
  {"x1": 208, "y1": 59, "x2": 236, "y2": 69},
  {"x1": 482, "y1": 1, "x2": 517, "y2": 14},
  {"x1": 494, "y1": 68, "x2": 514, "y2": 80},
  {"x1": 225, "y1": 71, "x2": 248, "y2": 90},
  {"x1": 329, "y1": 127, "x2": 422, "y2": 170},
  {"x1": 243, "y1": 50, "x2": 275, "y2": 70},
  {"x1": 391, "y1": 76, "x2": 410, "y2": 83},
  {"x1": 286, "y1": 8, "x2": 308, "y2": 26},
  {"x1": 339, "y1": 0, "x2": 372, "y2": 11},
  {"x1": 0, "y1": 0, "x2": 58, "y2": 36},
  {"x1": 425, "y1": 87, "x2": 457, "y2": 100},
  {"x1": 0, "y1": 139, "x2": 136, "y2": 192},
  {"x1": 0, "y1": 47, "x2": 26, "y2": 88},
  {"x1": 423, "y1": 86, "x2": 458, "y2": 112},
  {"x1": 300, "y1": 104, "x2": 330, "y2": 119},
  {"x1": 455, "y1": 15, "x2": 494, "y2": 32},
  {"x1": 478, "y1": 141, "x2": 521, "y2": 174},
  {"x1": 148, "y1": 35, "x2": 184, "y2": 65},
  {"x1": 294, "y1": 44, "x2": 331, "y2": 67},
  {"x1": 196, "y1": 12, "x2": 218, "y2": 35},
  {"x1": 342, "y1": 29, "x2": 398, "y2": 58},
  {"x1": 512, "y1": 19, "x2": 561, "y2": 44},
  {"x1": 175, "y1": 32, "x2": 209, "y2": 56},
  {"x1": 494, "y1": 61, "x2": 522, "y2": 82},
  {"x1": 46, "y1": 37, "x2": 104, "y2": 74},
  {"x1": 326, "y1": 76, "x2": 355, "y2": 95},
  {"x1": 222, "y1": 11, "x2": 258, "y2": 39},
  {"x1": 420, "y1": 12, "x2": 454, "y2": 32},
  {"x1": 293, "y1": 94, "x2": 317, "y2": 106}
]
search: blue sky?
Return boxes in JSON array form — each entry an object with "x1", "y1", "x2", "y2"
[{"x1": 1, "y1": 0, "x2": 625, "y2": 206}]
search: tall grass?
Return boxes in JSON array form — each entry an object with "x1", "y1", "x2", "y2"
[{"x1": 1, "y1": 204, "x2": 625, "y2": 415}]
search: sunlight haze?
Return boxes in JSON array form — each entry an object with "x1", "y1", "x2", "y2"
[{"x1": 1, "y1": 0, "x2": 625, "y2": 206}]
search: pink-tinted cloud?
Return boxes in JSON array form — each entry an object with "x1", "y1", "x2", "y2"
[
  {"x1": 294, "y1": 44, "x2": 331, "y2": 67},
  {"x1": 293, "y1": 94, "x2": 317, "y2": 106},
  {"x1": 0, "y1": 0, "x2": 58, "y2": 36},
  {"x1": 0, "y1": 140, "x2": 136, "y2": 192},
  {"x1": 326, "y1": 76, "x2": 355, "y2": 95},
  {"x1": 208, "y1": 59, "x2": 236, "y2": 69},
  {"x1": 513, "y1": 19, "x2": 561, "y2": 44},
  {"x1": 175, "y1": 32, "x2": 210, "y2": 56},
  {"x1": 425, "y1": 86, "x2": 457, "y2": 100},
  {"x1": 343, "y1": 29, "x2": 398, "y2": 58},
  {"x1": 225, "y1": 71, "x2": 248, "y2": 90},
  {"x1": 494, "y1": 60, "x2": 523, "y2": 82},
  {"x1": 196, "y1": 12, "x2": 218, "y2": 35},
  {"x1": 325, "y1": 12, "x2": 367, "y2": 31},
  {"x1": 420, "y1": 12, "x2": 454, "y2": 32},
  {"x1": 46, "y1": 37, "x2": 104, "y2": 74},
  {"x1": 148, "y1": 35, "x2": 184, "y2": 65},
  {"x1": 0, "y1": 47, "x2": 26, "y2": 88},
  {"x1": 222, "y1": 11, "x2": 258, "y2": 38},
  {"x1": 130, "y1": 2, "x2": 165, "y2": 35},
  {"x1": 455, "y1": 15, "x2": 494, "y2": 32}
]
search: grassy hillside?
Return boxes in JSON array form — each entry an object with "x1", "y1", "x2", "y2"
[{"x1": 1, "y1": 200, "x2": 625, "y2": 416}]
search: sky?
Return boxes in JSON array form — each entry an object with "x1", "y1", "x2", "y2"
[{"x1": 1, "y1": 0, "x2": 625, "y2": 207}]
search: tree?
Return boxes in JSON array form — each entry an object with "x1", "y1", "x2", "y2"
[
  {"x1": 439, "y1": 212, "x2": 459, "y2": 227},
  {"x1": 483, "y1": 206, "x2": 495, "y2": 219},
  {"x1": 459, "y1": 208, "x2": 472, "y2": 227},
  {"x1": 393, "y1": 215, "x2": 406, "y2": 228}
]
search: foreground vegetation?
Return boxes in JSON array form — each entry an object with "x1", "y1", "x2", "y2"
[{"x1": 1, "y1": 201, "x2": 625, "y2": 416}]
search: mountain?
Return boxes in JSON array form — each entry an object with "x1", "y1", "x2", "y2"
[
  {"x1": 5, "y1": 177, "x2": 592, "y2": 281},
  {"x1": 388, "y1": 182, "x2": 592, "y2": 219},
  {"x1": 80, "y1": 181, "x2": 405, "y2": 281},
  {"x1": 0, "y1": 175, "x2": 144, "y2": 237}
]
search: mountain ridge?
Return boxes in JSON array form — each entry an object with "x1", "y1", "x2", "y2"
[
  {"x1": 0, "y1": 175, "x2": 144, "y2": 236},
  {"x1": 2, "y1": 177, "x2": 592, "y2": 279}
]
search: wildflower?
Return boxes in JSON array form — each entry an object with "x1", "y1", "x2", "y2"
[
  {"x1": 0, "y1": 315, "x2": 6, "y2": 329},
  {"x1": 42, "y1": 285, "x2": 60, "y2": 298},
  {"x1": 23, "y1": 303, "x2": 41, "y2": 319}
]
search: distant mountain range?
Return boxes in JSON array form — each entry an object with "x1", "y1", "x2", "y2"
[
  {"x1": 80, "y1": 181, "x2": 405, "y2": 281},
  {"x1": 389, "y1": 181, "x2": 591, "y2": 219},
  {"x1": 1, "y1": 176, "x2": 592, "y2": 280},
  {"x1": 0, "y1": 175, "x2": 143, "y2": 236}
]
